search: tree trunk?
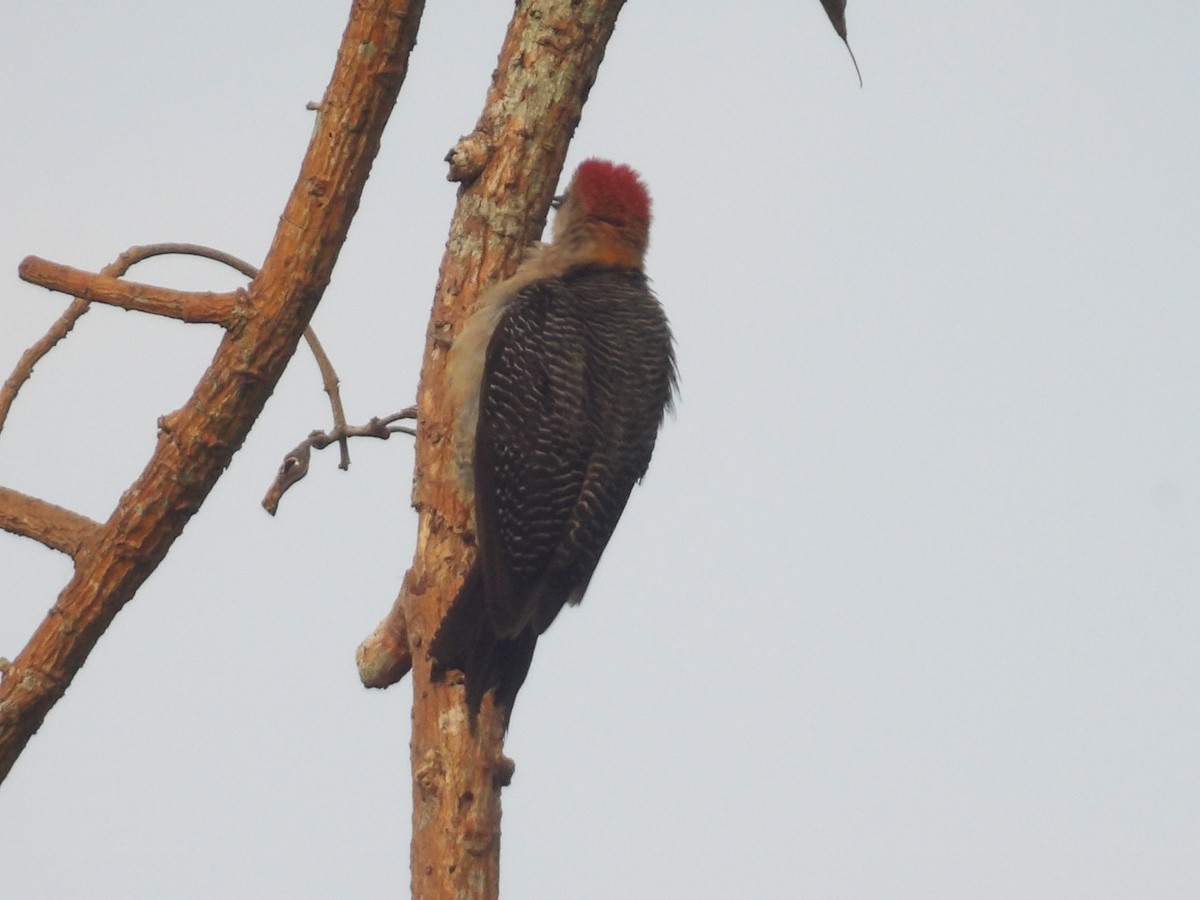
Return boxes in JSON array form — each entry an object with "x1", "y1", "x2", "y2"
[{"x1": 403, "y1": 2, "x2": 628, "y2": 896}]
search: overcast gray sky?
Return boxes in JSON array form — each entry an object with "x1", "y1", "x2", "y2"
[{"x1": 3, "y1": 2, "x2": 1199, "y2": 897}]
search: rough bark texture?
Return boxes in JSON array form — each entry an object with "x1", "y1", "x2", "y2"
[
  {"x1": 403, "y1": 2, "x2": 628, "y2": 897},
  {"x1": 5, "y1": 1, "x2": 628, "y2": 894},
  {"x1": 0, "y1": 488, "x2": 99, "y2": 558},
  {"x1": 17, "y1": 258, "x2": 239, "y2": 325},
  {"x1": 0, "y1": 0, "x2": 426, "y2": 783}
]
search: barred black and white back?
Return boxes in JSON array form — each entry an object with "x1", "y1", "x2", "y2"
[
  {"x1": 432, "y1": 265, "x2": 675, "y2": 719},
  {"x1": 430, "y1": 159, "x2": 675, "y2": 723}
]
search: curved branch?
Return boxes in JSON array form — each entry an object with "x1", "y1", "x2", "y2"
[
  {"x1": 357, "y1": 572, "x2": 415, "y2": 688},
  {"x1": 1, "y1": 245, "x2": 262, "y2": 568},
  {"x1": 99, "y1": 248, "x2": 356, "y2": 473},
  {"x1": 112, "y1": 243, "x2": 260, "y2": 280},
  {"x1": 0, "y1": 0, "x2": 427, "y2": 784},
  {"x1": 131, "y1": 245, "x2": 366, "y2": 481},
  {"x1": 2, "y1": 242, "x2": 257, "y2": 433},
  {"x1": 0, "y1": 487, "x2": 100, "y2": 557},
  {"x1": 0, "y1": 299, "x2": 91, "y2": 433},
  {"x1": 301, "y1": 327, "x2": 351, "y2": 469},
  {"x1": 260, "y1": 407, "x2": 417, "y2": 515}
]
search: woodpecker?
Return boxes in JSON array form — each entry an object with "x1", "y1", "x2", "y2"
[{"x1": 430, "y1": 158, "x2": 677, "y2": 721}]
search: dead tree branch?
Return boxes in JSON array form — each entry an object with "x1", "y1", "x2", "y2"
[
  {"x1": 91, "y1": 244, "x2": 369, "y2": 486},
  {"x1": 1, "y1": 245, "x2": 255, "y2": 565},
  {"x1": 109, "y1": 243, "x2": 261, "y2": 281},
  {"x1": 1, "y1": 242, "x2": 255, "y2": 432},
  {"x1": 17, "y1": 257, "x2": 241, "y2": 326},
  {"x1": 357, "y1": 569, "x2": 416, "y2": 688},
  {"x1": 0, "y1": 298, "x2": 90, "y2": 432},
  {"x1": 302, "y1": 327, "x2": 353, "y2": 470},
  {"x1": 262, "y1": 407, "x2": 416, "y2": 515},
  {"x1": 0, "y1": 488, "x2": 100, "y2": 558},
  {"x1": 0, "y1": 0, "x2": 427, "y2": 784},
  {"x1": 388, "y1": 2, "x2": 631, "y2": 897}
]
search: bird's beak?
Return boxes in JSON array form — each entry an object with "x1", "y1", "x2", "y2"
[{"x1": 550, "y1": 194, "x2": 565, "y2": 210}]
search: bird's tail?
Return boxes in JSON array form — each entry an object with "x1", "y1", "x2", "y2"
[{"x1": 429, "y1": 564, "x2": 538, "y2": 725}]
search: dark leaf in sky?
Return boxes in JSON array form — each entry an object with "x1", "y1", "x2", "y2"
[{"x1": 818, "y1": 0, "x2": 863, "y2": 87}]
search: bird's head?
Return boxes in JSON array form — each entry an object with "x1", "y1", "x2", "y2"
[{"x1": 552, "y1": 159, "x2": 651, "y2": 268}]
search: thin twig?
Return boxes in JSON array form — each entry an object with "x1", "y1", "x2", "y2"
[
  {"x1": 3, "y1": 243, "x2": 258, "y2": 433},
  {"x1": 12, "y1": 238, "x2": 385, "y2": 500},
  {"x1": 302, "y1": 328, "x2": 351, "y2": 469},
  {"x1": 122, "y1": 246, "x2": 379, "y2": 480},
  {"x1": 261, "y1": 406, "x2": 417, "y2": 515},
  {"x1": 112, "y1": 243, "x2": 261, "y2": 281},
  {"x1": 0, "y1": 298, "x2": 90, "y2": 433}
]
